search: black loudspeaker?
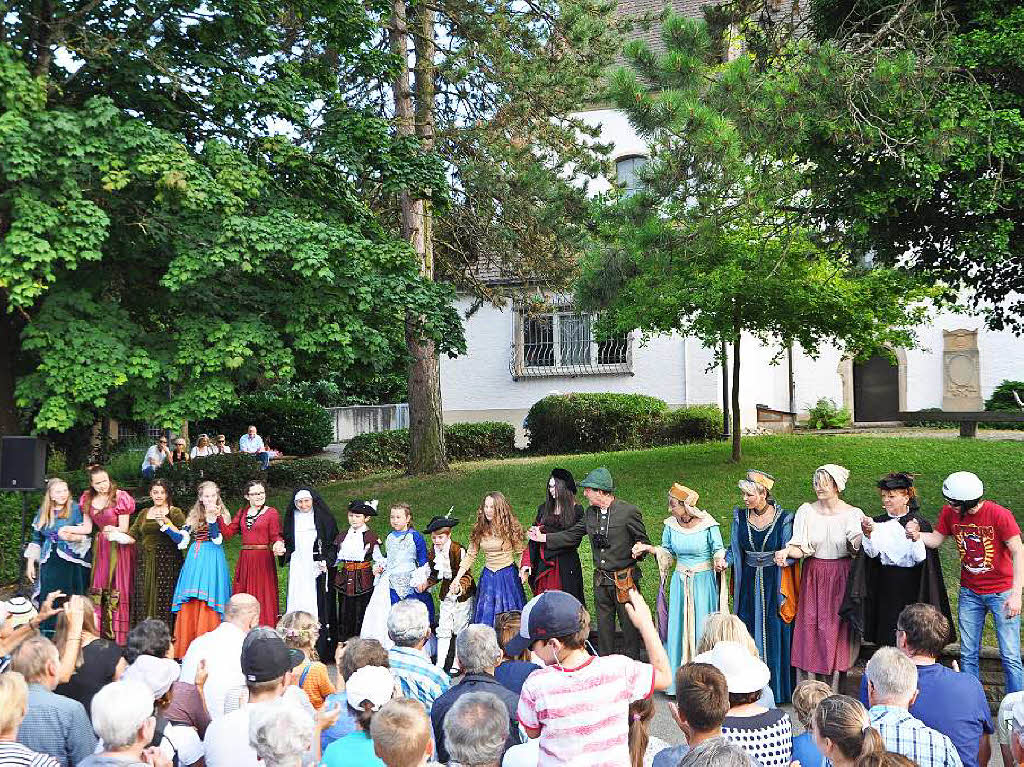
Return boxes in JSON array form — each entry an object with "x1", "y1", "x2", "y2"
[{"x1": 1, "y1": 436, "x2": 47, "y2": 490}]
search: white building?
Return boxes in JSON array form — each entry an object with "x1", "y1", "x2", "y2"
[{"x1": 439, "y1": 5, "x2": 1024, "y2": 444}]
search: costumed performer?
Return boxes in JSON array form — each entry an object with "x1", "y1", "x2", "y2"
[
  {"x1": 378, "y1": 502, "x2": 434, "y2": 623},
  {"x1": 334, "y1": 499, "x2": 383, "y2": 642},
  {"x1": 127, "y1": 479, "x2": 185, "y2": 629},
  {"x1": 419, "y1": 514, "x2": 476, "y2": 674},
  {"x1": 224, "y1": 480, "x2": 284, "y2": 626},
  {"x1": 519, "y1": 468, "x2": 585, "y2": 606}
]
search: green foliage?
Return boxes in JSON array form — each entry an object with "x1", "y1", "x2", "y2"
[
  {"x1": 154, "y1": 453, "x2": 265, "y2": 503},
  {"x1": 196, "y1": 395, "x2": 334, "y2": 456},
  {"x1": 983, "y1": 380, "x2": 1024, "y2": 430},
  {"x1": 805, "y1": 398, "x2": 853, "y2": 429},
  {"x1": 267, "y1": 458, "x2": 347, "y2": 489},
  {"x1": 0, "y1": 492, "x2": 39, "y2": 586},
  {"x1": 265, "y1": 372, "x2": 407, "y2": 408},
  {"x1": 342, "y1": 422, "x2": 517, "y2": 473},
  {"x1": 525, "y1": 394, "x2": 668, "y2": 454},
  {"x1": 658, "y1": 405, "x2": 724, "y2": 444},
  {"x1": 103, "y1": 449, "x2": 148, "y2": 486}
]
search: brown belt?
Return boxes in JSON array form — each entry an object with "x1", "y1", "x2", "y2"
[
  {"x1": 343, "y1": 560, "x2": 372, "y2": 570},
  {"x1": 242, "y1": 544, "x2": 271, "y2": 550}
]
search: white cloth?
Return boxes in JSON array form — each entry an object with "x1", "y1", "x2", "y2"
[
  {"x1": 141, "y1": 445, "x2": 168, "y2": 472},
  {"x1": 436, "y1": 596, "x2": 474, "y2": 639},
  {"x1": 179, "y1": 622, "x2": 247, "y2": 719},
  {"x1": 287, "y1": 511, "x2": 319, "y2": 621},
  {"x1": 503, "y1": 738, "x2": 539, "y2": 767},
  {"x1": 204, "y1": 690, "x2": 316, "y2": 767},
  {"x1": 788, "y1": 503, "x2": 863, "y2": 559},
  {"x1": 863, "y1": 518, "x2": 927, "y2": 567},
  {"x1": 361, "y1": 573, "x2": 394, "y2": 650},
  {"x1": 338, "y1": 525, "x2": 369, "y2": 562},
  {"x1": 433, "y1": 540, "x2": 453, "y2": 581},
  {"x1": 238, "y1": 434, "x2": 265, "y2": 454},
  {"x1": 190, "y1": 446, "x2": 215, "y2": 459},
  {"x1": 161, "y1": 723, "x2": 204, "y2": 766}
]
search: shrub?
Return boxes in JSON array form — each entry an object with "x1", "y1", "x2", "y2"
[
  {"x1": 196, "y1": 394, "x2": 334, "y2": 456},
  {"x1": 155, "y1": 452, "x2": 265, "y2": 501},
  {"x1": 983, "y1": 380, "x2": 1024, "y2": 430},
  {"x1": 658, "y1": 405, "x2": 724, "y2": 444},
  {"x1": 525, "y1": 393, "x2": 668, "y2": 454},
  {"x1": 268, "y1": 458, "x2": 347, "y2": 488},
  {"x1": 104, "y1": 447, "x2": 147, "y2": 486},
  {"x1": 342, "y1": 422, "x2": 517, "y2": 473},
  {"x1": 905, "y1": 408, "x2": 959, "y2": 428},
  {"x1": 805, "y1": 397, "x2": 852, "y2": 429},
  {"x1": 0, "y1": 492, "x2": 41, "y2": 587}
]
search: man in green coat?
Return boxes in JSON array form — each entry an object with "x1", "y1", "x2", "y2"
[{"x1": 528, "y1": 467, "x2": 651, "y2": 659}]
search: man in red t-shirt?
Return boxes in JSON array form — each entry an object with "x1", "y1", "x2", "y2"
[{"x1": 908, "y1": 471, "x2": 1024, "y2": 694}]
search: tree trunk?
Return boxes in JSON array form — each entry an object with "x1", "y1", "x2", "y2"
[
  {"x1": 731, "y1": 332, "x2": 742, "y2": 462},
  {"x1": 0, "y1": 313, "x2": 22, "y2": 436},
  {"x1": 391, "y1": 0, "x2": 447, "y2": 473}
]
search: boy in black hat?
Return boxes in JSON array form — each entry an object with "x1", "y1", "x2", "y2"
[
  {"x1": 416, "y1": 515, "x2": 475, "y2": 674},
  {"x1": 334, "y1": 500, "x2": 383, "y2": 642}
]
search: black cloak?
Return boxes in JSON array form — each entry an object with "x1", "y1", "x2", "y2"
[{"x1": 527, "y1": 502, "x2": 586, "y2": 607}]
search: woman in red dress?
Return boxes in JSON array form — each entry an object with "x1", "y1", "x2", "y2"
[
  {"x1": 224, "y1": 480, "x2": 284, "y2": 626},
  {"x1": 519, "y1": 468, "x2": 585, "y2": 606}
]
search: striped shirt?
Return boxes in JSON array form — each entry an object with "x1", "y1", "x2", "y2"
[
  {"x1": 0, "y1": 741, "x2": 61, "y2": 767},
  {"x1": 387, "y1": 646, "x2": 451, "y2": 712},
  {"x1": 516, "y1": 654, "x2": 656, "y2": 766},
  {"x1": 868, "y1": 706, "x2": 963, "y2": 767}
]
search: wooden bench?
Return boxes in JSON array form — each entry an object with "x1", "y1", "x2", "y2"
[{"x1": 900, "y1": 410, "x2": 1024, "y2": 437}]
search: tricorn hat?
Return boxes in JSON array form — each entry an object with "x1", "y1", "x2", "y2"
[
  {"x1": 348, "y1": 499, "x2": 379, "y2": 517},
  {"x1": 549, "y1": 468, "x2": 577, "y2": 495},
  {"x1": 424, "y1": 515, "x2": 459, "y2": 534}
]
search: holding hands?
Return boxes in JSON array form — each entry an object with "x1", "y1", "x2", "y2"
[
  {"x1": 527, "y1": 526, "x2": 546, "y2": 543},
  {"x1": 272, "y1": 540, "x2": 286, "y2": 557},
  {"x1": 861, "y1": 516, "x2": 874, "y2": 536},
  {"x1": 773, "y1": 549, "x2": 789, "y2": 567},
  {"x1": 905, "y1": 519, "x2": 921, "y2": 542},
  {"x1": 713, "y1": 556, "x2": 727, "y2": 573}
]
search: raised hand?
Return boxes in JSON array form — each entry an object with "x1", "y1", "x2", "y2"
[
  {"x1": 860, "y1": 516, "x2": 874, "y2": 536},
  {"x1": 905, "y1": 519, "x2": 921, "y2": 541},
  {"x1": 527, "y1": 526, "x2": 546, "y2": 543}
]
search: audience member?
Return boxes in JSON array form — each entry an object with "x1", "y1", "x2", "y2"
[
  {"x1": 653, "y1": 662, "x2": 731, "y2": 767},
  {"x1": 278, "y1": 610, "x2": 335, "y2": 710},
  {"x1": 180, "y1": 593, "x2": 260, "y2": 718},
  {"x1": 859, "y1": 603, "x2": 992, "y2": 767},
  {"x1": 854, "y1": 755, "x2": 917, "y2": 767},
  {"x1": 121, "y1": 654, "x2": 204, "y2": 766},
  {"x1": 12, "y1": 634, "x2": 97, "y2": 766},
  {"x1": 249, "y1": 697, "x2": 315, "y2": 767},
  {"x1": 371, "y1": 699, "x2": 435, "y2": 767},
  {"x1": 170, "y1": 439, "x2": 189, "y2": 464},
  {"x1": 512, "y1": 589, "x2": 671, "y2": 765},
  {"x1": 0, "y1": 671, "x2": 60, "y2": 767},
  {"x1": 387, "y1": 599, "x2": 451, "y2": 711},
  {"x1": 78, "y1": 679, "x2": 171, "y2": 767},
  {"x1": 445, "y1": 692, "x2": 510, "y2": 767},
  {"x1": 678, "y1": 738, "x2": 757, "y2": 767},
  {"x1": 321, "y1": 638, "x2": 390, "y2": 752},
  {"x1": 693, "y1": 640, "x2": 792, "y2": 767},
  {"x1": 214, "y1": 435, "x2": 231, "y2": 454},
  {"x1": 493, "y1": 612, "x2": 540, "y2": 696},
  {"x1": 239, "y1": 425, "x2": 271, "y2": 470},
  {"x1": 999, "y1": 690, "x2": 1024, "y2": 767},
  {"x1": 628, "y1": 696, "x2": 669, "y2": 767},
  {"x1": 696, "y1": 612, "x2": 776, "y2": 708},
  {"x1": 791, "y1": 680, "x2": 831, "y2": 767},
  {"x1": 320, "y1": 665, "x2": 395, "y2": 767},
  {"x1": 203, "y1": 627, "x2": 310, "y2": 767},
  {"x1": 812, "y1": 695, "x2": 886, "y2": 767},
  {"x1": 190, "y1": 435, "x2": 215, "y2": 459},
  {"x1": 126, "y1": 619, "x2": 210, "y2": 738},
  {"x1": 864, "y1": 646, "x2": 962, "y2": 767},
  {"x1": 1007, "y1": 699, "x2": 1024, "y2": 767},
  {"x1": 141, "y1": 437, "x2": 172, "y2": 479},
  {"x1": 53, "y1": 598, "x2": 126, "y2": 714},
  {"x1": 431, "y1": 625, "x2": 521, "y2": 763}
]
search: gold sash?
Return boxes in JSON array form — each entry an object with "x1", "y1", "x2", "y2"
[{"x1": 674, "y1": 560, "x2": 729, "y2": 663}]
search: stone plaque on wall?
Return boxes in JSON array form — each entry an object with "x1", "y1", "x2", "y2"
[{"x1": 943, "y1": 329, "x2": 983, "y2": 411}]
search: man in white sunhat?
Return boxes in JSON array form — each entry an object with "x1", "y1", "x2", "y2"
[
  {"x1": 692, "y1": 640, "x2": 792, "y2": 767},
  {"x1": 907, "y1": 471, "x2": 1024, "y2": 693},
  {"x1": 122, "y1": 654, "x2": 204, "y2": 766}
]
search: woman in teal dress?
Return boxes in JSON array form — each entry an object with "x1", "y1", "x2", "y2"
[
  {"x1": 634, "y1": 483, "x2": 726, "y2": 695},
  {"x1": 23, "y1": 478, "x2": 92, "y2": 636}
]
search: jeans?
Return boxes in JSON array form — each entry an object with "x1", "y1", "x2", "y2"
[
  {"x1": 959, "y1": 586, "x2": 1024, "y2": 693},
  {"x1": 256, "y1": 451, "x2": 270, "y2": 470},
  {"x1": 141, "y1": 465, "x2": 156, "y2": 479}
]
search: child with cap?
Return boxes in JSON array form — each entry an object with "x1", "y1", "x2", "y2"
[
  {"x1": 320, "y1": 665, "x2": 396, "y2": 767},
  {"x1": 417, "y1": 513, "x2": 475, "y2": 674},
  {"x1": 511, "y1": 588, "x2": 671, "y2": 766},
  {"x1": 334, "y1": 500, "x2": 384, "y2": 642}
]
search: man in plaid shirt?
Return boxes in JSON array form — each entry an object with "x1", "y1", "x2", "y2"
[{"x1": 866, "y1": 647, "x2": 963, "y2": 767}]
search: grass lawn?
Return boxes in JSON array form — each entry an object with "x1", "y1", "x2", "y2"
[{"x1": 233, "y1": 434, "x2": 1023, "y2": 644}]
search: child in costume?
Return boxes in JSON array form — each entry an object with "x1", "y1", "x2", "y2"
[
  {"x1": 417, "y1": 514, "x2": 476, "y2": 674},
  {"x1": 224, "y1": 479, "x2": 284, "y2": 627},
  {"x1": 334, "y1": 499, "x2": 384, "y2": 642},
  {"x1": 279, "y1": 610, "x2": 335, "y2": 709},
  {"x1": 376, "y1": 502, "x2": 434, "y2": 623}
]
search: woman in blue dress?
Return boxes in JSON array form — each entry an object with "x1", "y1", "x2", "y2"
[
  {"x1": 24, "y1": 478, "x2": 92, "y2": 636},
  {"x1": 635, "y1": 483, "x2": 726, "y2": 695},
  {"x1": 166, "y1": 480, "x2": 233, "y2": 657},
  {"x1": 727, "y1": 470, "x2": 798, "y2": 704}
]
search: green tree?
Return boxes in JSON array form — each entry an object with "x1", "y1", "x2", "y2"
[
  {"x1": 0, "y1": 1, "x2": 463, "y2": 439},
  {"x1": 580, "y1": 12, "x2": 936, "y2": 461}
]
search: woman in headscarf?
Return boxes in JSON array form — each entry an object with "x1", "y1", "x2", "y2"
[
  {"x1": 280, "y1": 487, "x2": 339, "y2": 660},
  {"x1": 858, "y1": 473, "x2": 954, "y2": 646},
  {"x1": 774, "y1": 464, "x2": 864, "y2": 689},
  {"x1": 728, "y1": 470, "x2": 798, "y2": 704},
  {"x1": 519, "y1": 468, "x2": 585, "y2": 605},
  {"x1": 633, "y1": 483, "x2": 726, "y2": 696}
]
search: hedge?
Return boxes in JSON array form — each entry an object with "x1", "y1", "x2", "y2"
[
  {"x1": 984, "y1": 380, "x2": 1024, "y2": 430},
  {"x1": 196, "y1": 394, "x2": 334, "y2": 456},
  {"x1": 0, "y1": 491, "x2": 42, "y2": 586},
  {"x1": 657, "y1": 405, "x2": 724, "y2": 444},
  {"x1": 525, "y1": 393, "x2": 668, "y2": 454},
  {"x1": 342, "y1": 421, "x2": 516, "y2": 473},
  {"x1": 155, "y1": 452, "x2": 265, "y2": 501},
  {"x1": 267, "y1": 458, "x2": 347, "y2": 488}
]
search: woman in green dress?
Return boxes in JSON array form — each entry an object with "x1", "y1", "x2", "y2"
[{"x1": 128, "y1": 479, "x2": 186, "y2": 629}]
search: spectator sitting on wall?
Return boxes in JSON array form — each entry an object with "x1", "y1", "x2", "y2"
[
  {"x1": 191, "y1": 434, "x2": 216, "y2": 459},
  {"x1": 141, "y1": 436, "x2": 172, "y2": 479},
  {"x1": 214, "y1": 435, "x2": 231, "y2": 454},
  {"x1": 171, "y1": 439, "x2": 190, "y2": 464},
  {"x1": 239, "y1": 425, "x2": 271, "y2": 470}
]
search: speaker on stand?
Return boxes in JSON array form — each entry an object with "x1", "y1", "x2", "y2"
[{"x1": 1, "y1": 436, "x2": 48, "y2": 580}]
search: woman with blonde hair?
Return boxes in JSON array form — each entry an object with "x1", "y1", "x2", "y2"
[
  {"x1": 279, "y1": 610, "x2": 336, "y2": 710},
  {"x1": 24, "y1": 478, "x2": 91, "y2": 636},
  {"x1": 452, "y1": 491, "x2": 527, "y2": 628},
  {"x1": 166, "y1": 481, "x2": 232, "y2": 655},
  {"x1": 697, "y1": 612, "x2": 776, "y2": 707},
  {"x1": 0, "y1": 671, "x2": 61, "y2": 766},
  {"x1": 54, "y1": 595, "x2": 127, "y2": 713},
  {"x1": 811, "y1": 695, "x2": 886, "y2": 767},
  {"x1": 791, "y1": 680, "x2": 832, "y2": 767}
]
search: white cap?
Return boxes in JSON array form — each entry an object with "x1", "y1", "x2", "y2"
[{"x1": 345, "y1": 666, "x2": 395, "y2": 712}]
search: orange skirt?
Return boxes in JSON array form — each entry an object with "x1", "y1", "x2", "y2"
[{"x1": 174, "y1": 599, "x2": 222, "y2": 658}]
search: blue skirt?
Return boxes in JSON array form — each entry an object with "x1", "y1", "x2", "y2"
[
  {"x1": 172, "y1": 539, "x2": 232, "y2": 616},
  {"x1": 390, "y1": 588, "x2": 435, "y2": 625},
  {"x1": 474, "y1": 564, "x2": 526, "y2": 629}
]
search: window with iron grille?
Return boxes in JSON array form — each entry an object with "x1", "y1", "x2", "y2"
[{"x1": 511, "y1": 307, "x2": 631, "y2": 378}]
